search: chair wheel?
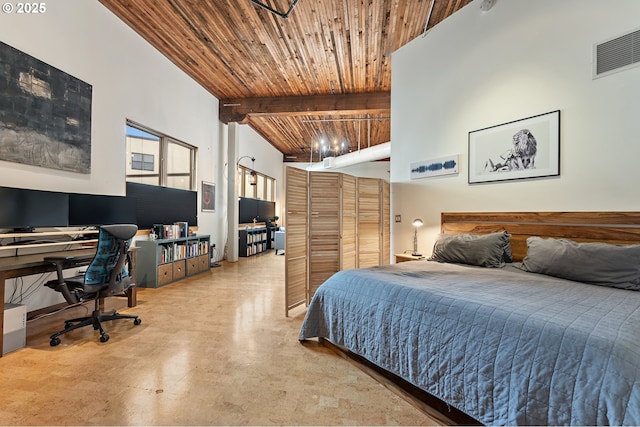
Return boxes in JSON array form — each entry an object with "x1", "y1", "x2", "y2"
[
  {"x1": 100, "y1": 333, "x2": 110, "y2": 343},
  {"x1": 50, "y1": 337, "x2": 61, "y2": 347},
  {"x1": 134, "y1": 318, "x2": 141, "y2": 325}
]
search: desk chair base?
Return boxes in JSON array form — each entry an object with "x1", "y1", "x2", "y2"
[{"x1": 50, "y1": 297, "x2": 141, "y2": 346}]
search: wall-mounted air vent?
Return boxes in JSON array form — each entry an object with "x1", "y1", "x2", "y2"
[{"x1": 594, "y1": 28, "x2": 640, "y2": 79}]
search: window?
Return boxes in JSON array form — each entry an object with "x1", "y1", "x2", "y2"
[
  {"x1": 126, "y1": 121, "x2": 196, "y2": 190},
  {"x1": 238, "y1": 165, "x2": 276, "y2": 201},
  {"x1": 131, "y1": 153, "x2": 154, "y2": 171},
  {"x1": 166, "y1": 140, "x2": 195, "y2": 191},
  {"x1": 256, "y1": 175, "x2": 265, "y2": 200},
  {"x1": 266, "y1": 177, "x2": 274, "y2": 201}
]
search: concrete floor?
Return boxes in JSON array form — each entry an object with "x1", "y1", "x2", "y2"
[{"x1": 0, "y1": 252, "x2": 451, "y2": 425}]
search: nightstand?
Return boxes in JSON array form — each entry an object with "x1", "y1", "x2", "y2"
[{"x1": 395, "y1": 253, "x2": 426, "y2": 263}]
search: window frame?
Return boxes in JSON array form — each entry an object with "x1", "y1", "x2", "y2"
[
  {"x1": 126, "y1": 120, "x2": 197, "y2": 191},
  {"x1": 238, "y1": 165, "x2": 276, "y2": 201}
]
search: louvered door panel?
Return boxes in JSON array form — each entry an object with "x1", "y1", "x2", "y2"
[
  {"x1": 382, "y1": 180, "x2": 390, "y2": 264},
  {"x1": 341, "y1": 174, "x2": 357, "y2": 270},
  {"x1": 357, "y1": 177, "x2": 382, "y2": 268},
  {"x1": 285, "y1": 166, "x2": 308, "y2": 315},
  {"x1": 308, "y1": 172, "x2": 341, "y2": 299}
]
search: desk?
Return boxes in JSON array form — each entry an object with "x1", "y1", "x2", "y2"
[{"x1": 0, "y1": 248, "x2": 137, "y2": 357}]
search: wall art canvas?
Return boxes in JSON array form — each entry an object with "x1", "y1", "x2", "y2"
[
  {"x1": 468, "y1": 110, "x2": 560, "y2": 184},
  {"x1": 201, "y1": 181, "x2": 216, "y2": 212},
  {"x1": 410, "y1": 154, "x2": 459, "y2": 179},
  {"x1": 0, "y1": 42, "x2": 92, "y2": 174}
]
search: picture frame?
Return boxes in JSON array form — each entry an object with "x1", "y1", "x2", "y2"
[
  {"x1": 201, "y1": 181, "x2": 215, "y2": 212},
  {"x1": 468, "y1": 110, "x2": 560, "y2": 184},
  {"x1": 0, "y1": 42, "x2": 92, "y2": 174}
]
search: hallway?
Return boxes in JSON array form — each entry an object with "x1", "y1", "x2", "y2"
[{"x1": 0, "y1": 252, "x2": 449, "y2": 425}]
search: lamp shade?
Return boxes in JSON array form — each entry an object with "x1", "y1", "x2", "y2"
[{"x1": 413, "y1": 218, "x2": 424, "y2": 227}]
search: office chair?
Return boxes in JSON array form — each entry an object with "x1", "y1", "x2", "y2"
[{"x1": 45, "y1": 224, "x2": 141, "y2": 346}]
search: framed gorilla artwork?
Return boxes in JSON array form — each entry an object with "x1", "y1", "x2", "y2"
[{"x1": 468, "y1": 110, "x2": 560, "y2": 184}]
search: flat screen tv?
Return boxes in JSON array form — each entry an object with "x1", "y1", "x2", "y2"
[
  {"x1": 258, "y1": 200, "x2": 275, "y2": 221},
  {"x1": 239, "y1": 197, "x2": 275, "y2": 224},
  {"x1": 239, "y1": 197, "x2": 259, "y2": 223},
  {"x1": 126, "y1": 182, "x2": 197, "y2": 229},
  {"x1": 0, "y1": 186, "x2": 69, "y2": 231},
  {"x1": 69, "y1": 193, "x2": 137, "y2": 226}
]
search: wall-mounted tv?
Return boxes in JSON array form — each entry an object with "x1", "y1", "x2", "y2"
[
  {"x1": 126, "y1": 182, "x2": 197, "y2": 229},
  {"x1": 0, "y1": 186, "x2": 69, "y2": 231},
  {"x1": 68, "y1": 193, "x2": 137, "y2": 226}
]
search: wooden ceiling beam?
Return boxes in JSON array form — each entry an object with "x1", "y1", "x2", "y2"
[{"x1": 219, "y1": 92, "x2": 390, "y2": 124}]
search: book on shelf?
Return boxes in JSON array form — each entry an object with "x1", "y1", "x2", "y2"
[{"x1": 153, "y1": 222, "x2": 191, "y2": 239}]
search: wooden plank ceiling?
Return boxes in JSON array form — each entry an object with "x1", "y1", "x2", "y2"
[{"x1": 98, "y1": 0, "x2": 473, "y2": 162}]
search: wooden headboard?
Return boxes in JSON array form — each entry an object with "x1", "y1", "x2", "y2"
[{"x1": 441, "y1": 212, "x2": 640, "y2": 262}]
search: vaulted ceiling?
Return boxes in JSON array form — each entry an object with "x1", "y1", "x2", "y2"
[{"x1": 98, "y1": 0, "x2": 473, "y2": 162}]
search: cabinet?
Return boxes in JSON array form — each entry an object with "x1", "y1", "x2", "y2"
[
  {"x1": 239, "y1": 227, "x2": 268, "y2": 257},
  {"x1": 136, "y1": 235, "x2": 210, "y2": 288}
]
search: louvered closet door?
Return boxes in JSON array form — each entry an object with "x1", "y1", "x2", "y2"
[
  {"x1": 357, "y1": 177, "x2": 382, "y2": 268},
  {"x1": 382, "y1": 180, "x2": 390, "y2": 264},
  {"x1": 340, "y1": 174, "x2": 357, "y2": 270},
  {"x1": 285, "y1": 166, "x2": 308, "y2": 315},
  {"x1": 308, "y1": 172, "x2": 341, "y2": 300}
]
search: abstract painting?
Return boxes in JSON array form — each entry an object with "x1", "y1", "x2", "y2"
[
  {"x1": 410, "y1": 155, "x2": 459, "y2": 179},
  {"x1": 0, "y1": 42, "x2": 92, "y2": 173}
]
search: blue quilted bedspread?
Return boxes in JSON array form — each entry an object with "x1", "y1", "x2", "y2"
[{"x1": 299, "y1": 260, "x2": 640, "y2": 425}]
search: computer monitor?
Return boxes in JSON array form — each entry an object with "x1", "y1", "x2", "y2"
[
  {"x1": 0, "y1": 186, "x2": 69, "y2": 231},
  {"x1": 68, "y1": 193, "x2": 137, "y2": 226}
]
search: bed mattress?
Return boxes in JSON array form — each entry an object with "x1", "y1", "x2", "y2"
[{"x1": 299, "y1": 260, "x2": 640, "y2": 425}]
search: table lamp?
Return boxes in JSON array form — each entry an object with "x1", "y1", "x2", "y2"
[{"x1": 412, "y1": 218, "x2": 424, "y2": 256}]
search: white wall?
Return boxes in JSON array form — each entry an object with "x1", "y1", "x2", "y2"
[
  {"x1": 391, "y1": 0, "x2": 640, "y2": 257},
  {"x1": 1, "y1": 0, "x2": 224, "y2": 310},
  {"x1": 221, "y1": 124, "x2": 283, "y2": 260},
  {"x1": 237, "y1": 124, "x2": 284, "y2": 218}
]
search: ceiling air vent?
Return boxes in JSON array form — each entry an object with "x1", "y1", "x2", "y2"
[
  {"x1": 323, "y1": 157, "x2": 335, "y2": 168},
  {"x1": 594, "y1": 28, "x2": 640, "y2": 79}
]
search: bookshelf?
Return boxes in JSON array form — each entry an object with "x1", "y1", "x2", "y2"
[
  {"x1": 239, "y1": 227, "x2": 268, "y2": 257},
  {"x1": 136, "y1": 234, "x2": 210, "y2": 287}
]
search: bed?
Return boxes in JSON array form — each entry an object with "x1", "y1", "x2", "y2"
[{"x1": 299, "y1": 212, "x2": 640, "y2": 426}]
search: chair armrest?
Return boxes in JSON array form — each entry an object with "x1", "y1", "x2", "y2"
[
  {"x1": 43, "y1": 256, "x2": 76, "y2": 283},
  {"x1": 44, "y1": 255, "x2": 91, "y2": 283}
]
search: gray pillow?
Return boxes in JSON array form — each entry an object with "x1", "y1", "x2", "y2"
[
  {"x1": 515, "y1": 236, "x2": 640, "y2": 291},
  {"x1": 428, "y1": 231, "x2": 512, "y2": 268}
]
